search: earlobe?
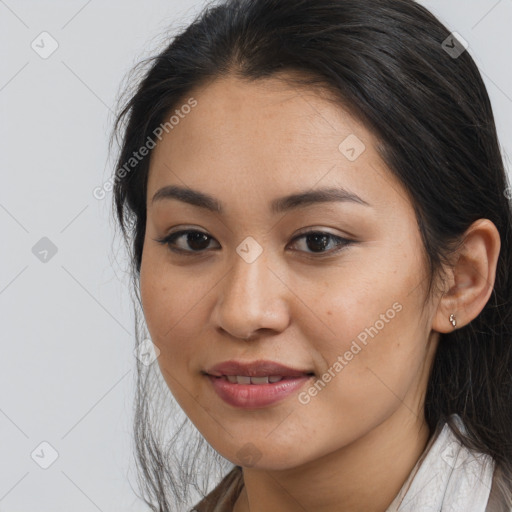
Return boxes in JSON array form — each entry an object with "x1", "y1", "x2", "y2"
[{"x1": 432, "y1": 219, "x2": 501, "y2": 334}]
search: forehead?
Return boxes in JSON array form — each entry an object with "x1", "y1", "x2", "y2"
[
  {"x1": 147, "y1": 74, "x2": 409, "y2": 213},
  {"x1": 153, "y1": 74, "x2": 362, "y2": 155}
]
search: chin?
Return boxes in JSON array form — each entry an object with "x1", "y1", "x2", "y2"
[{"x1": 223, "y1": 441, "x2": 306, "y2": 471}]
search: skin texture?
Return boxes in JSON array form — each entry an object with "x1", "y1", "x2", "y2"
[{"x1": 139, "y1": 75, "x2": 501, "y2": 512}]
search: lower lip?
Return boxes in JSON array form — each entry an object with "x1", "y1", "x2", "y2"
[{"x1": 207, "y1": 375, "x2": 313, "y2": 409}]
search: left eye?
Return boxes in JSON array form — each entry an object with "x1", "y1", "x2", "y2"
[
  {"x1": 289, "y1": 231, "x2": 352, "y2": 255},
  {"x1": 154, "y1": 230, "x2": 353, "y2": 256}
]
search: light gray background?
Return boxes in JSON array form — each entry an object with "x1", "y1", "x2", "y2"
[{"x1": 1, "y1": 1, "x2": 511, "y2": 511}]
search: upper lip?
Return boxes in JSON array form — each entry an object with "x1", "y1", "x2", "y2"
[{"x1": 205, "y1": 360, "x2": 314, "y2": 378}]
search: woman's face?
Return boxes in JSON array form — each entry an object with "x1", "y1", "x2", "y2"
[{"x1": 140, "y1": 75, "x2": 441, "y2": 470}]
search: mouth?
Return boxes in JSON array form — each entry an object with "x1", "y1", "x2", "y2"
[
  {"x1": 204, "y1": 359, "x2": 315, "y2": 379},
  {"x1": 203, "y1": 360, "x2": 315, "y2": 408},
  {"x1": 205, "y1": 374, "x2": 314, "y2": 409}
]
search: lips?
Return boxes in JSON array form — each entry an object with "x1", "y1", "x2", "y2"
[
  {"x1": 205, "y1": 360, "x2": 314, "y2": 379},
  {"x1": 204, "y1": 360, "x2": 315, "y2": 407}
]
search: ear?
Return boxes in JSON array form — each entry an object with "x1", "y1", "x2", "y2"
[{"x1": 432, "y1": 219, "x2": 501, "y2": 333}]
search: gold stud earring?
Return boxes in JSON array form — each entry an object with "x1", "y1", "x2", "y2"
[{"x1": 449, "y1": 314, "x2": 457, "y2": 328}]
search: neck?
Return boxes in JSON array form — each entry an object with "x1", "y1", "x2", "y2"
[{"x1": 234, "y1": 409, "x2": 431, "y2": 512}]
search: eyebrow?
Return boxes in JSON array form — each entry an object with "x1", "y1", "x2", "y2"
[{"x1": 151, "y1": 184, "x2": 372, "y2": 214}]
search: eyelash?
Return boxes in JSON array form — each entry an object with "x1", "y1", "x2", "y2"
[{"x1": 153, "y1": 229, "x2": 354, "y2": 258}]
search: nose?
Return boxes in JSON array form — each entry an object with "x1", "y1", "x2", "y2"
[{"x1": 212, "y1": 247, "x2": 290, "y2": 341}]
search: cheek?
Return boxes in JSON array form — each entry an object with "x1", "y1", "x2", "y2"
[
  {"x1": 139, "y1": 248, "x2": 213, "y2": 374},
  {"x1": 140, "y1": 248, "x2": 182, "y2": 355},
  {"x1": 288, "y1": 313, "x2": 423, "y2": 458},
  {"x1": 139, "y1": 253, "x2": 167, "y2": 339},
  {"x1": 302, "y1": 252, "x2": 428, "y2": 406},
  {"x1": 139, "y1": 259, "x2": 200, "y2": 407}
]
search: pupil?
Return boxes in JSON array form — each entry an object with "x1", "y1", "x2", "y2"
[
  {"x1": 188, "y1": 232, "x2": 209, "y2": 250},
  {"x1": 307, "y1": 233, "x2": 329, "y2": 252}
]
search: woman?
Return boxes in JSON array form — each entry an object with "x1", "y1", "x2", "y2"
[{"x1": 111, "y1": 0, "x2": 512, "y2": 510}]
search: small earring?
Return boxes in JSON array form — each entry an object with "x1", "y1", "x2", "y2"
[{"x1": 449, "y1": 314, "x2": 457, "y2": 328}]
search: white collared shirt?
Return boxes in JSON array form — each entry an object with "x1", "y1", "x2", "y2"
[{"x1": 386, "y1": 414, "x2": 496, "y2": 511}]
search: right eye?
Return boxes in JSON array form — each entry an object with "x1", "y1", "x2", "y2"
[{"x1": 153, "y1": 229, "x2": 221, "y2": 254}]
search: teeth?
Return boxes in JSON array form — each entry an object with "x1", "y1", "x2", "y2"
[
  {"x1": 250, "y1": 376, "x2": 269, "y2": 384},
  {"x1": 224, "y1": 375, "x2": 285, "y2": 384}
]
